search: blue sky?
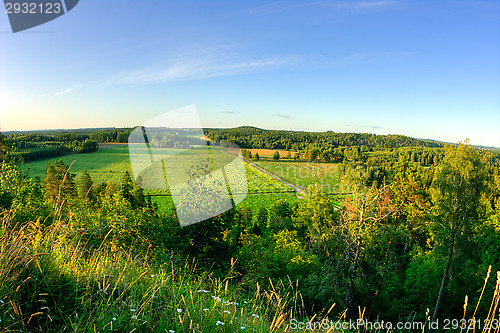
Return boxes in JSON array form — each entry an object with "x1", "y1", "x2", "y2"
[{"x1": 0, "y1": 1, "x2": 499, "y2": 146}]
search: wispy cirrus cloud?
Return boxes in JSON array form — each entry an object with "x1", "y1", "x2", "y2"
[
  {"x1": 53, "y1": 88, "x2": 75, "y2": 97},
  {"x1": 274, "y1": 113, "x2": 294, "y2": 119},
  {"x1": 108, "y1": 55, "x2": 301, "y2": 85}
]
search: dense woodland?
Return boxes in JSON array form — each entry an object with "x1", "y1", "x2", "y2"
[
  {"x1": 205, "y1": 126, "x2": 444, "y2": 150},
  {"x1": 3, "y1": 128, "x2": 132, "y2": 162},
  {"x1": 1, "y1": 129, "x2": 500, "y2": 331}
]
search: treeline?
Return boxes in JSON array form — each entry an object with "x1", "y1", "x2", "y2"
[
  {"x1": 3, "y1": 127, "x2": 133, "y2": 162},
  {"x1": 205, "y1": 126, "x2": 443, "y2": 151},
  {"x1": 241, "y1": 144, "x2": 446, "y2": 166},
  {"x1": 4, "y1": 138, "x2": 98, "y2": 162},
  {"x1": 5, "y1": 127, "x2": 132, "y2": 144},
  {"x1": 145, "y1": 128, "x2": 206, "y2": 148}
]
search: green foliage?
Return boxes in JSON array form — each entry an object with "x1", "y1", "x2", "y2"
[
  {"x1": 0, "y1": 218, "x2": 300, "y2": 332},
  {"x1": 43, "y1": 159, "x2": 77, "y2": 207},
  {"x1": 78, "y1": 169, "x2": 94, "y2": 203},
  {"x1": 4, "y1": 130, "x2": 500, "y2": 328}
]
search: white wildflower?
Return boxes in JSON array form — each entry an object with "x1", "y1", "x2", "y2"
[
  {"x1": 130, "y1": 309, "x2": 136, "y2": 312},
  {"x1": 216, "y1": 321, "x2": 225, "y2": 326},
  {"x1": 241, "y1": 326, "x2": 246, "y2": 330},
  {"x1": 203, "y1": 308, "x2": 209, "y2": 311},
  {"x1": 224, "y1": 310, "x2": 230, "y2": 314},
  {"x1": 177, "y1": 308, "x2": 182, "y2": 313},
  {"x1": 112, "y1": 317, "x2": 117, "y2": 321},
  {"x1": 131, "y1": 315, "x2": 137, "y2": 319}
]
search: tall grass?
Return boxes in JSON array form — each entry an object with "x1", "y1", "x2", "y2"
[
  {"x1": 1, "y1": 207, "x2": 499, "y2": 332},
  {"x1": 0, "y1": 209, "x2": 301, "y2": 332}
]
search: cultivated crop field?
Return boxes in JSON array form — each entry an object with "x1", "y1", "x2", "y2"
[
  {"x1": 255, "y1": 160, "x2": 341, "y2": 194},
  {"x1": 22, "y1": 146, "x2": 296, "y2": 195},
  {"x1": 22, "y1": 146, "x2": 133, "y2": 185},
  {"x1": 244, "y1": 148, "x2": 295, "y2": 158}
]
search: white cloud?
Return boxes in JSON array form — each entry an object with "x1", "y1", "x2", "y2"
[
  {"x1": 108, "y1": 56, "x2": 301, "y2": 85},
  {"x1": 53, "y1": 88, "x2": 75, "y2": 97}
]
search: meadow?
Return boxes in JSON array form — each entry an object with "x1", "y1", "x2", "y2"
[
  {"x1": 255, "y1": 160, "x2": 341, "y2": 195},
  {"x1": 22, "y1": 145, "x2": 133, "y2": 185},
  {"x1": 22, "y1": 145, "x2": 303, "y2": 218}
]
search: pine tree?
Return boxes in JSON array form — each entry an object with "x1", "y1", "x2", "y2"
[
  {"x1": 79, "y1": 170, "x2": 94, "y2": 203},
  {"x1": 121, "y1": 170, "x2": 133, "y2": 201},
  {"x1": 43, "y1": 159, "x2": 77, "y2": 205}
]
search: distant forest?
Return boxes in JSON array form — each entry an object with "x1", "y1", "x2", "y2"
[
  {"x1": 2, "y1": 128, "x2": 132, "y2": 162},
  {"x1": 1, "y1": 126, "x2": 491, "y2": 167},
  {"x1": 205, "y1": 126, "x2": 448, "y2": 165},
  {"x1": 204, "y1": 126, "x2": 444, "y2": 150}
]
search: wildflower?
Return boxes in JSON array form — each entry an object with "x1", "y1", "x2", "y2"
[
  {"x1": 177, "y1": 308, "x2": 182, "y2": 313},
  {"x1": 243, "y1": 301, "x2": 247, "y2": 304},
  {"x1": 131, "y1": 315, "x2": 137, "y2": 319},
  {"x1": 112, "y1": 317, "x2": 117, "y2": 321},
  {"x1": 224, "y1": 310, "x2": 230, "y2": 314},
  {"x1": 197, "y1": 289, "x2": 209, "y2": 293},
  {"x1": 130, "y1": 309, "x2": 136, "y2": 312},
  {"x1": 241, "y1": 326, "x2": 246, "y2": 330},
  {"x1": 151, "y1": 274, "x2": 155, "y2": 278},
  {"x1": 0, "y1": 300, "x2": 4, "y2": 304},
  {"x1": 169, "y1": 330, "x2": 175, "y2": 333},
  {"x1": 203, "y1": 308, "x2": 209, "y2": 311},
  {"x1": 252, "y1": 314, "x2": 260, "y2": 318},
  {"x1": 216, "y1": 321, "x2": 225, "y2": 326}
]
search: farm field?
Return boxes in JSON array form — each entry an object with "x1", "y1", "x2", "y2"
[
  {"x1": 22, "y1": 145, "x2": 133, "y2": 185},
  {"x1": 22, "y1": 145, "x2": 296, "y2": 194},
  {"x1": 254, "y1": 160, "x2": 341, "y2": 194},
  {"x1": 151, "y1": 192, "x2": 299, "y2": 217},
  {"x1": 244, "y1": 148, "x2": 296, "y2": 159}
]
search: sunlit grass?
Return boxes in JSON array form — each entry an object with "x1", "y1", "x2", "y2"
[{"x1": 0, "y1": 209, "x2": 303, "y2": 332}]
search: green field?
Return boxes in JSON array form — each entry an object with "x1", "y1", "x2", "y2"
[
  {"x1": 22, "y1": 146, "x2": 296, "y2": 194},
  {"x1": 151, "y1": 192, "x2": 300, "y2": 217},
  {"x1": 22, "y1": 146, "x2": 133, "y2": 185},
  {"x1": 254, "y1": 160, "x2": 341, "y2": 194}
]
